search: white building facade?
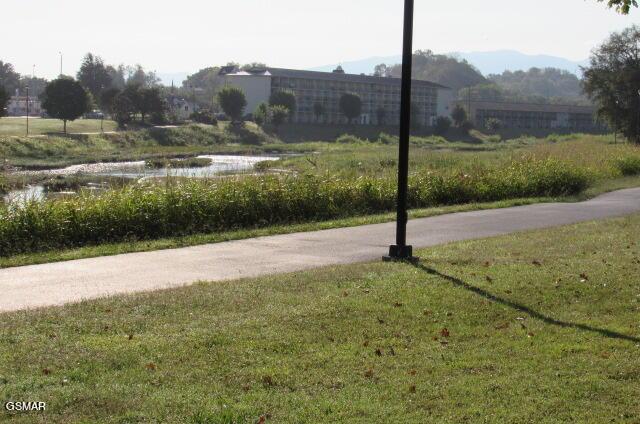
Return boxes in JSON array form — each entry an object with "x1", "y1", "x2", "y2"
[
  {"x1": 7, "y1": 96, "x2": 42, "y2": 117},
  {"x1": 221, "y1": 66, "x2": 452, "y2": 126}
]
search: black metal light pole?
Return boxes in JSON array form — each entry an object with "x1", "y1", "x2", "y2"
[{"x1": 385, "y1": 0, "x2": 417, "y2": 262}]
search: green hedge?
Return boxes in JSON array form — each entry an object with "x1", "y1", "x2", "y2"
[{"x1": 0, "y1": 158, "x2": 591, "y2": 256}]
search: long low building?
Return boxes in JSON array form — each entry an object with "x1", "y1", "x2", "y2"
[
  {"x1": 7, "y1": 96, "x2": 42, "y2": 117},
  {"x1": 462, "y1": 100, "x2": 603, "y2": 131},
  {"x1": 220, "y1": 66, "x2": 453, "y2": 127}
]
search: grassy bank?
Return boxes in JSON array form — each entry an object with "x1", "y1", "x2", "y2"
[
  {"x1": 1, "y1": 215, "x2": 639, "y2": 423},
  {"x1": 0, "y1": 123, "x2": 289, "y2": 169}
]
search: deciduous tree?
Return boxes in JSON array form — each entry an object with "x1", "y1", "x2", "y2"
[
  {"x1": 339, "y1": 93, "x2": 362, "y2": 123},
  {"x1": 42, "y1": 78, "x2": 90, "y2": 134},
  {"x1": 313, "y1": 102, "x2": 325, "y2": 123},
  {"x1": 598, "y1": 0, "x2": 637, "y2": 13},
  {"x1": 451, "y1": 104, "x2": 468, "y2": 127},
  {"x1": 583, "y1": 25, "x2": 640, "y2": 143},
  {"x1": 217, "y1": 87, "x2": 247, "y2": 122},
  {"x1": 270, "y1": 105, "x2": 290, "y2": 131},
  {"x1": 77, "y1": 53, "x2": 112, "y2": 100},
  {"x1": 270, "y1": 91, "x2": 296, "y2": 113},
  {"x1": 0, "y1": 86, "x2": 9, "y2": 117}
]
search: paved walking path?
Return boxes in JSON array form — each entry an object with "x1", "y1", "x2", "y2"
[{"x1": 2, "y1": 188, "x2": 640, "y2": 313}]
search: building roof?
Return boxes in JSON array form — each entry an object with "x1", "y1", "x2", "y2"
[{"x1": 221, "y1": 66, "x2": 451, "y2": 90}]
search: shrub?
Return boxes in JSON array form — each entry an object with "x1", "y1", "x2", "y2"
[
  {"x1": 377, "y1": 133, "x2": 397, "y2": 145},
  {"x1": 336, "y1": 134, "x2": 364, "y2": 144},
  {"x1": 460, "y1": 120, "x2": 474, "y2": 135},
  {"x1": 190, "y1": 110, "x2": 218, "y2": 126},
  {"x1": 485, "y1": 118, "x2": 502, "y2": 132},
  {"x1": 434, "y1": 116, "x2": 452, "y2": 136},
  {"x1": 615, "y1": 156, "x2": 640, "y2": 176}
]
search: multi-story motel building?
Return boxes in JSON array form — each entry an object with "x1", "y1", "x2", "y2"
[
  {"x1": 220, "y1": 66, "x2": 454, "y2": 127},
  {"x1": 461, "y1": 100, "x2": 603, "y2": 131}
]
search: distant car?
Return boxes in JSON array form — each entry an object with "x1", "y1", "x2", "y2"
[{"x1": 84, "y1": 110, "x2": 105, "y2": 119}]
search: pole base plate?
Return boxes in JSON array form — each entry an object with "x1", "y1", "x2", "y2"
[{"x1": 383, "y1": 245, "x2": 419, "y2": 263}]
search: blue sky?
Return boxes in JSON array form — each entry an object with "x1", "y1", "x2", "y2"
[{"x1": 3, "y1": 0, "x2": 636, "y2": 79}]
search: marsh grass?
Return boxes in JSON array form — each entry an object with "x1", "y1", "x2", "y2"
[{"x1": 0, "y1": 157, "x2": 590, "y2": 256}]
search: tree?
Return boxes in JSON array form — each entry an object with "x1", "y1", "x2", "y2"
[
  {"x1": 139, "y1": 87, "x2": 166, "y2": 123},
  {"x1": 99, "y1": 87, "x2": 121, "y2": 115},
  {"x1": 42, "y1": 78, "x2": 90, "y2": 133},
  {"x1": 19, "y1": 76, "x2": 48, "y2": 99},
  {"x1": 598, "y1": 0, "x2": 637, "y2": 13},
  {"x1": 410, "y1": 101, "x2": 422, "y2": 129},
  {"x1": 217, "y1": 87, "x2": 247, "y2": 122},
  {"x1": 0, "y1": 85, "x2": 9, "y2": 117},
  {"x1": 376, "y1": 107, "x2": 387, "y2": 125},
  {"x1": 181, "y1": 67, "x2": 222, "y2": 108},
  {"x1": 381, "y1": 50, "x2": 486, "y2": 94},
  {"x1": 485, "y1": 118, "x2": 503, "y2": 132},
  {"x1": 433, "y1": 116, "x2": 452, "y2": 136},
  {"x1": 583, "y1": 25, "x2": 640, "y2": 143},
  {"x1": 270, "y1": 105, "x2": 290, "y2": 131},
  {"x1": 126, "y1": 65, "x2": 160, "y2": 87},
  {"x1": 451, "y1": 104, "x2": 468, "y2": 127},
  {"x1": 373, "y1": 64, "x2": 390, "y2": 77},
  {"x1": 339, "y1": 92, "x2": 362, "y2": 123},
  {"x1": 0, "y1": 61, "x2": 21, "y2": 94},
  {"x1": 106, "y1": 65, "x2": 127, "y2": 90},
  {"x1": 269, "y1": 90, "x2": 296, "y2": 113},
  {"x1": 77, "y1": 53, "x2": 112, "y2": 100},
  {"x1": 254, "y1": 103, "x2": 269, "y2": 126},
  {"x1": 313, "y1": 102, "x2": 325, "y2": 123},
  {"x1": 112, "y1": 93, "x2": 135, "y2": 127}
]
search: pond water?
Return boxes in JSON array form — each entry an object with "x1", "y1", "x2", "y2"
[{"x1": 3, "y1": 155, "x2": 279, "y2": 204}]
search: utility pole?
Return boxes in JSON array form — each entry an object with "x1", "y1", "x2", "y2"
[
  {"x1": 385, "y1": 0, "x2": 416, "y2": 262},
  {"x1": 59, "y1": 52, "x2": 63, "y2": 76},
  {"x1": 26, "y1": 86, "x2": 30, "y2": 136}
]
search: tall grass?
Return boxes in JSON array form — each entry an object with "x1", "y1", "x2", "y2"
[{"x1": 0, "y1": 157, "x2": 590, "y2": 256}]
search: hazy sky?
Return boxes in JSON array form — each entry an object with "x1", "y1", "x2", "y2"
[{"x1": 3, "y1": 0, "x2": 636, "y2": 79}]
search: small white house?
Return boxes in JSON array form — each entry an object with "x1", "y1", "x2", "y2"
[{"x1": 7, "y1": 96, "x2": 42, "y2": 117}]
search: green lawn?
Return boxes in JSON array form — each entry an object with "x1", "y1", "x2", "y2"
[
  {"x1": 0, "y1": 117, "x2": 117, "y2": 136},
  {"x1": 1, "y1": 215, "x2": 639, "y2": 423}
]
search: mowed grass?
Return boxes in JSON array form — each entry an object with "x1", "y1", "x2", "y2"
[
  {"x1": 1, "y1": 215, "x2": 639, "y2": 423},
  {"x1": 0, "y1": 118, "x2": 117, "y2": 136}
]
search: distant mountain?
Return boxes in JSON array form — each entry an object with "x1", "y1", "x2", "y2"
[
  {"x1": 310, "y1": 50, "x2": 588, "y2": 77},
  {"x1": 451, "y1": 50, "x2": 588, "y2": 76}
]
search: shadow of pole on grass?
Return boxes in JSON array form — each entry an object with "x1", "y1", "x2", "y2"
[{"x1": 412, "y1": 262, "x2": 640, "y2": 343}]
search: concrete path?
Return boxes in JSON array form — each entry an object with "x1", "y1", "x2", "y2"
[{"x1": 1, "y1": 187, "x2": 639, "y2": 313}]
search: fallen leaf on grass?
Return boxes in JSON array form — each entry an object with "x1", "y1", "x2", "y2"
[
  {"x1": 42, "y1": 368, "x2": 51, "y2": 375},
  {"x1": 145, "y1": 363, "x2": 157, "y2": 371},
  {"x1": 440, "y1": 328, "x2": 450, "y2": 338},
  {"x1": 375, "y1": 349, "x2": 383, "y2": 357},
  {"x1": 532, "y1": 260, "x2": 542, "y2": 266},
  {"x1": 364, "y1": 369, "x2": 374, "y2": 378}
]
